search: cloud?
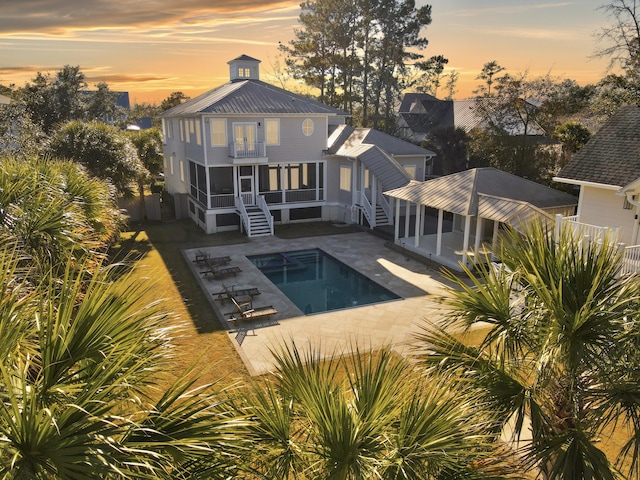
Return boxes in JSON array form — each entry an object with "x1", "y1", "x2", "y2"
[
  {"x1": 444, "y1": 2, "x2": 575, "y2": 18},
  {"x1": 0, "y1": 0, "x2": 299, "y2": 35}
]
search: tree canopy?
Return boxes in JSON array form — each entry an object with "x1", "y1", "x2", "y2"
[{"x1": 281, "y1": 0, "x2": 432, "y2": 132}]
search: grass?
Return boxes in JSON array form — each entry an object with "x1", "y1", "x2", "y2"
[
  {"x1": 111, "y1": 218, "x2": 632, "y2": 474},
  {"x1": 111, "y1": 219, "x2": 251, "y2": 387},
  {"x1": 110, "y1": 219, "x2": 368, "y2": 387}
]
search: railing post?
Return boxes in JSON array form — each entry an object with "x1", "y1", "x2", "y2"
[{"x1": 555, "y1": 214, "x2": 562, "y2": 246}]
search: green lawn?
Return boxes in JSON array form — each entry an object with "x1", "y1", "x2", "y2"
[{"x1": 110, "y1": 219, "x2": 368, "y2": 387}]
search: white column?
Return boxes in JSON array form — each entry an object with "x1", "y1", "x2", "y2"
[
  {"x1": 491, "y1": 221, "x2": 499, "y2": 261},
  {"x1": 414, "y1": 203, "x2": 422, "y2": 247},
  {"x1": 474, "y1": 217, "x2": 483, "y2": 257},
  {"x1": 404, "y1": 200, "x2": 411, "y2": 242},
  {"x1": 394, "y1": 197, "x2": 401, "y2": 241},
  {"x1": 436, "y1": 208, "x2": 443, "y2": 256},
  {"x1": 462, "y1": 215, "x2": 471, "y2": 267}
]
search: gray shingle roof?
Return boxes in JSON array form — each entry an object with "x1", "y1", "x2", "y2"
[
  {"x1": 160, "y1": 80, "x2": 348, "y2": 117},
  {"x1": 556, "y1": 105, "x2": 640, "y2": 187}
]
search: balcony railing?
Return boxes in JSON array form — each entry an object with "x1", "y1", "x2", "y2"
[
  {"x1": 260, "y1": 188, "x2": 324, "y2": 205},
  {"x1": 229, "y1": 142, "x2": 266, "y2": 158}
]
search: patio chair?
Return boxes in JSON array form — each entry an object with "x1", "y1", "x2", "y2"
[
  {"x1": 202, "y1": 265, "x2": 241, "y2": 280},
  {"x1": 205, "y1": 256, "x2": 232, "y2": 267},
  {"x1": 227, "y1": 297, "x2": 278, "y2": 323},
  {"x1": 213, "y1": 284, "x2": 261, "y2": 304}
]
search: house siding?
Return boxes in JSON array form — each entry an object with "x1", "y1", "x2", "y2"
[{"x1": 578, "y1": 185, "x2": 637, "y2": 244}]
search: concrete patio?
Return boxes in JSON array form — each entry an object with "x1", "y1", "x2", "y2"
[{"x1": 183, "y1": 231, "x2": 459, "y2": 376}]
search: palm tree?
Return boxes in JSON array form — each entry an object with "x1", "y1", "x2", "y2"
[
  {"x1": 0, "y1": 156, "x2": 124, "y2": 273},
  {"x1": 234, "y1": 343, "x2": 519, "y2": 479},
  {"x1": 414, "y1": 222, "x2": 640, "y2": 479},
  {"x1": 0, "y1": 244, "x2": 246, "y2": 479}
]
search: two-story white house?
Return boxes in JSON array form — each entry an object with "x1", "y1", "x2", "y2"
[{"x1": 160, "y1": 55, "x2": 433, "y2": 236}]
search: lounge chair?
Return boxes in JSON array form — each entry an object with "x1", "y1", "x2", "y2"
[
  {"x1": 202, "y1": 265, "x2": 241, "y2": 280},
  {"x1": 213, "y1": 284, "x2": 261, "y2": 304},
  {"x1": 205, "y1": 256, "x2": 232, "y2": 267},
  {"x1": 227, "y1": 297, "x2": 278, "y2": 322}
]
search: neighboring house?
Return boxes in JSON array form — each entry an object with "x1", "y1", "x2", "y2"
[
  {"x1": 160, "y1": 54, "x2": 434, "y2": 236},
  {"x1": 554, "y1": 104, "x2": 640, "y2": 248},
  {"x1": 397, "y1": 93, "x2": 546, "y2": 143},
  {"x1": 385, "y1": 167, "x2": 577, "y2": 271},
  {"x1": 0, "y1": 94, "x2": 10, "y2": 107}
]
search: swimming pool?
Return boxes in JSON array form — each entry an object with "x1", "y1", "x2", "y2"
[{"x1": 247, "y1": 248, "x2": 401, "y2": 315}]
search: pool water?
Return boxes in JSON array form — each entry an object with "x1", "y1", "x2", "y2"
[{"x1": 247, "y1": 248, "x2": 401, "y2": 315}]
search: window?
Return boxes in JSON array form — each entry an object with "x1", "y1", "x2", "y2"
[
  {"x1": 169, "y1": 154, "x2": 175, "y2": 175},
  {"x1": 179, "y1": 120, "x2": 185, "y2": 142},
  {"x1": 179, "y1": 160, "x2": 185, "y2": 182},
  {"x1": 195, "y1": 120, "x2": 202, "y2": 145},
  {"x1": 210, "y1": 119, "x2": 227, "y2": 146},
  {"x1": 404, "y1": 165, "x2": 416, "y2": 180},
  {"x1": 189, "y1": 161, "x2": 208, "y2": 206},
  {"x1": 340, "y1": 165, "x2": 351, "y2": 191},
  {"x1": 364, "y1": 168, "x2": 370, "y2": 189},
  {"x1": 265, "y1": 118, "x2": 279, "y2": 145},
  {"x1": 302, "y1": 118, "x2": 314, "y2": 136}
]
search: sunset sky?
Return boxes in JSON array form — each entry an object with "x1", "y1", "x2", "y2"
[{"x1": 0, "y1": 1, "x2": 617, "y2": 105}]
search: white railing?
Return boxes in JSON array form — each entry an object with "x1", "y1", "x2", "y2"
[
  {"x1": 558, "y1": 215, "x2": 618, "y2": 244},
  {"x1": 241, "y1": 193, "x2": 254, "y2": 205},
  {"x1": 377, "y1": 191, "x2": 391, "y2": 224},
  {"x1": 229, "y1": 142, "x2": 266, "y2": 158},
  {"x1": 556, "y1": 214, "x2": 640, "y2": 276},
  {"x1": 257, "y1": 195, "x2": 274, "y2": 236},
  {"x1": 622, "y1": 245, "x2": 640, "y2": 276},
  {"x1": 210, "y1": 194, "x2": 235, "y2": 208},
  {"x1": 359, "y1": 191, "x2": 375, "y2": 228},
  {"x1": 235, "y1": 196, "x2": 250, "y2": 235}
]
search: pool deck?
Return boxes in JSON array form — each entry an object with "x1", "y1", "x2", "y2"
[{"x1": 184, "y1": 231, "x2": 458, "y2": 376}]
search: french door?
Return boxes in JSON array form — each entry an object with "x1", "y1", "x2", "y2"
[{"x1": 233, "y1": 123, "x2": 257, "y2": 157}]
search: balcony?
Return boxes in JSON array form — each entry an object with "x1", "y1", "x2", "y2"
[{"x1": 228, "y1": 142, "x2": 268, "y2": 164}]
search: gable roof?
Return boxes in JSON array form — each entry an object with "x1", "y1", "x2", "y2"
[
  {"x1": 160, "y1": 80, "x2": 348, "y2": 117},
  {"x1": 555, "y1": 105, "x2": 640, "y2": 188},
  {"x1": 329, "y1": 125, "x2": 434, "y2": 157},
  {"x1": 384, "y1": 167, "x2": 576, "y2": 220},
  {"x1": 327, "y1": 125, "x2": 434, "y2": 190}
]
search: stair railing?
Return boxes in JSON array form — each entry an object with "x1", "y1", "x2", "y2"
[
  {"x1": 235, "y1": 196, "x2": 252, "y2": 237},
  {"x1": 377, "y1": 191, "x2": 391, "y2": 224},
  {"x1": 257, "y1": 195, "x2": 274, "y2": 235},
  {"x1": 359, "y1": 191, "x2": 375, "y2": 228}
]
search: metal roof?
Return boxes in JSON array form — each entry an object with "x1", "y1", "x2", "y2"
[
  {"x1": 385, "y1": 167, "x2": 576, "y2": 218},
  {"x1": 160, "y1": 80, "x2": 348, "y2": 117},
  {"x1": 338, "y1": 144, "x2": 412, "y2": 191}
]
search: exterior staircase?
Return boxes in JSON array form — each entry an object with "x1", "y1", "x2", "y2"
[
  {"x1": 375, "y1": 204, "x2": 391, "y2": 227},
  {"x1": 245, "y1": 206, "x2": 273, "y2": 237}
]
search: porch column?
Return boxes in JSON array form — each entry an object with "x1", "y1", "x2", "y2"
[
  {"x1": 414, "y1": 203, "x2": 422, "y2": 247},
  {"x1": 394, "y1": 197, "x2": 400, "y2": 241},
  {"x1": 474, "y1": 217, "x2": 483, "y2": 258},
  {"x1": 461, "y1": 215, "x2": 472, "y2": 267},
  {"x1": 404, "y1": 200, "x2": 411, "y2": 241},
  {"x1": 436, "y1": 208, "x2": 443, "y2": 256},
  {"x1": 491, "y1": 221, "x2": 499, "y2": 261}
]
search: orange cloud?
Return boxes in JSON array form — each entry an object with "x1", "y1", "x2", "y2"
[{"x1": 0, "y1": 0, "x2": 298, "y2": 35}]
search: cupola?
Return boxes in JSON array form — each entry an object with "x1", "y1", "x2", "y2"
[{"x1": 228, "y1": 54, "x2": 261, "y2": 81}]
